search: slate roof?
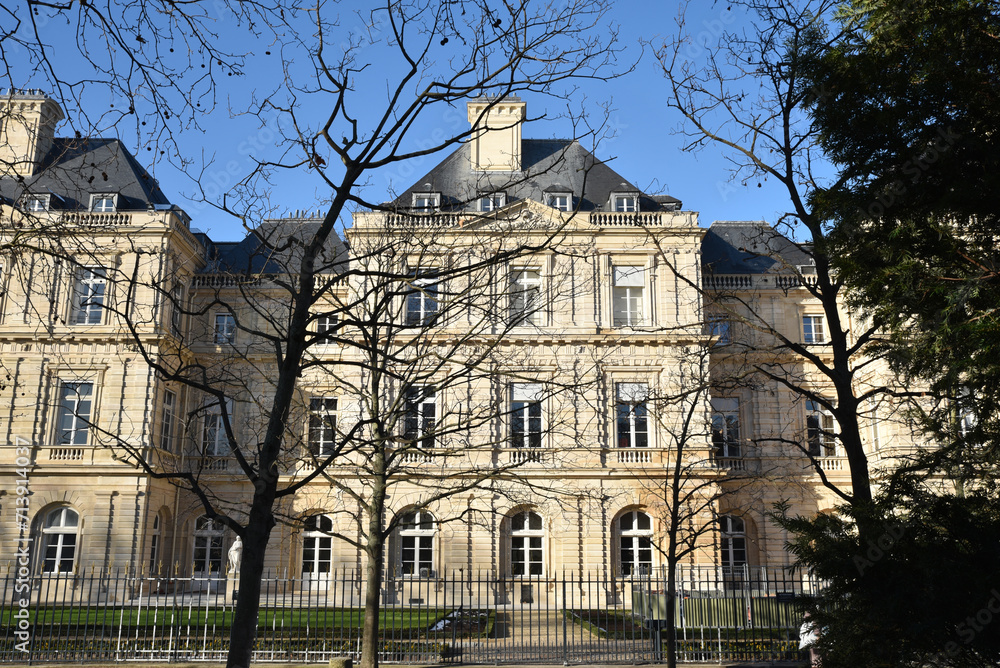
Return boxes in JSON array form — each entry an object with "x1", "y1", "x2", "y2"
[
  {"x1": 392, "y1": 140, "x2": 681, "y2": 212},
  {"x1": 0, "y1": 138, "x2": 171, "y2": 210},
  {"x1": 701, "y1": 221, "x2": 812, "y2": 274},
  {"x1": 207, "y1": 217, "x2": 347, "y2": 276}
]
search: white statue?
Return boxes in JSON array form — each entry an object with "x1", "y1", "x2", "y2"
[{"x1": 228, "y1": 536, "x2": 243, "y2": 573}]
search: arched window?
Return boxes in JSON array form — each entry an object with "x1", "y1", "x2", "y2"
[
  {"x1": 192, "y1": 515, "x2": 224, "y2": 576},
  {"x1": 40, "y1": 507, "x2": 79, "y2": 573},
  {"x1": 719, "y1": 515, "x2": 747, "y2": 572},
  {"x1": 509, "y1": 510, "x2": 544, "y2": 576},
  {"x1": 618, "y1": 510, "x2": 653, "y2": 576},
  {"x1": 398, "y1": 510, "x2": 435, "y2": 576},
  {"x1": 302, "y1": 515, "x2": 333, "y2": 585}
]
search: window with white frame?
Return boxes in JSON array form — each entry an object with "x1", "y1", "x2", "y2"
[
  {"x1": 308, "y1": 397, "x2": 338, "y2": 456},
  {"x1": 616, "y1": 383, "x2": 649, "y2": 448},
  {"x1": 479, "y1": 192, "x2": 506, "y2": 212},
  {"x1": 302, "y1": 515, "x2": 333, "y2": 579},
  {"x1": 23, "y1": 194, "x2": 50, "y2": 212},
  {"x1": 40, "y1": 507, "x2": 79, "y2": 573},
  {"x1": 201, "y1": 398, "x2": 232, "y2": 457},
  {"x1": 213, "y1": 313, "x2": 236, "y2": 344},
  {"x1": 806, "y1": 399, "x2": 836, "y2": 456},
  {"x1": 719, "y1": 515, "x2": 747, "y2": 572},
  {"x1": 706, "y1": 313, "x2": 732, "y2": 345},
  {"x1": 546, "y1": 193, "x2": 571, "y2": 211},
  {"x1": 71, "y1": 266, "x2": 107, "y2": 325},
  {"x1": 160, "y1": 389, "x2": 177, "y2": 452},
  {"x1": 711, "y1": 398, "x2": 742, "y2": 458},
  {"x1": 315, "y1": 314, "x2": 338, "y2": 342},
  {"x1": 509, "y1": 268, "x2": 541, "y2": 326},
  {"x1": 618, "y1": 510, "x2": 653, "y2": 576},
  {"x1": 405, "y1": 270, "x2": 438, "y2": 326},
  {"x1": 192, "y1": 515, "x2": 224, "y2": 576},
  {"x1": 612, "y1": 194, "x2": 638, "y2": 212},
  {"x1": 403, "y1": 387, "x2": 436, "y2": 449},
  {"x1": 398, "y1": 510, "x2": 435, "y2": 576},
  {"x1": 612, "y1": 266, "x2": 644, "y2": 327},
  {"x1": 802, "y1": 314, "x2": 826, "y2": 344},
  {"x1": 90, "y1": 194, "x2": 117, "y2": 212},
  {"x1": 509, "y1": 510, "x2": 544, "y2": 576},
  {"x1": 56, "y1": 381, "x2": 94, "y2": 445},
  {"x1": 511, "y1": 383, "x2": 543, "y2": 448},
  {"x1": 412, "y1": 192, "x2": 440, "y2": 211}
]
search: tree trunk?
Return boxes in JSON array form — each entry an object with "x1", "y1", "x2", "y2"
[
  {"x1": 226, "y1": 488, "x2": 277, "y2": 668},
  {"x1": 360, "y1": 470, "x2": 387, "y2": 668},
  {"x1": 665, "y1": 557, "x2": 678, "y2": 668}
]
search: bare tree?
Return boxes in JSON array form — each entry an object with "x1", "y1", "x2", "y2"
[
  {"x1": 2, "y1": 2, "x2": 623, "y2": 668},
  {"x1": 653, "y1": 0, "x2": 921, "y2": 511}
]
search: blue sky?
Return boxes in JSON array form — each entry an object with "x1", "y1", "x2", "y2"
[{"x1": 12, "y1": 0, "x2": 805, "y2": 240}]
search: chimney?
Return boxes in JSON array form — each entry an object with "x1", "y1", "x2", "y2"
[
  {"x1": 0, "y1": 90, "x2": 65, "y2": 179},
  {"x1": 467, "y1": 98, "x2": 525, "y2": 171}
]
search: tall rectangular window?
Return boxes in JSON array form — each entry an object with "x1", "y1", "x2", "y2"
[
  {"x1": 806, "y1": 399, "x2": 836, "y2": 456},
  {"x1": 511, "y1": 384, "x2": 543, "y2": 448},
  {"x1": 170, "y1": 285, "x2": 184, "y2": 336},
  {"x1": 404, "y1": 387, "x2": 436, "y2": 449},
  {"x1": 213, "y1": 313, "x2": 236, "y2": 344},
  {"x1": 71, "y1": 267, "x2": 106, "y2": 325},
  {"x1": 802, "y1": 314, "x2": 826, "y2": 343},
  {"x1": 308, "y1": 397, "x2": 338, "y2": 456},
  {"x1": 405, "y1": 271, "x2": 438, "y2": 326},
  {"x1": 509, "y1": 268, "x2": 541, "y2": 325},
  {"x1": 612, "y1": 266, "x2": 644, "y2": 327},
  {"x1": 711, "y1": 398, "x2": 741, "y2": 458},
  {"x1": 202, "y1": 399, "x2": 232, "y2": 457},
  {"x1": 56, "y1": 381, "x2": 94, "y2": 445},
  {"x1": 707, "y1": 313, "x2": 732, "y2": 345},
  {"x1": 316, "y1": 314, "x2": 338, "y2": 342},
  {"x1": 616, "y1": 383, "x2": 649, "y2": 448},
  {"x1": 160, "y1": 390, "x2": 177, "y2": 452},
  {"x1": 399, "y1": 511, "x2": 435, "y2": 576}
]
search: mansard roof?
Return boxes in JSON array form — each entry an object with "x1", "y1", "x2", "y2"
[
  {"x1": 701, "y1": 220, "x2": 813, "y2": 274},
  {"x1": 0, "y1": 138, "x2": 171, "y2": 210},
  {"x1": 203, "y1": 216, "x2": 347, "y2": 276},
  {"x1": 392, "y1": 140, "x2": 681, "y2": 212}
]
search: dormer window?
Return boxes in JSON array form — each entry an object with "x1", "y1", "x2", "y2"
[
  {"x1": 613, "y1": 195, "x2": 637, "y2": 212},
  {"x1": 412, "y1": 192, "x2": 440, "y2": 212},
  {"x1": 610, "y1": 187, "x2": 640, "y2": 213},
  {"x1": 91, "y1": 194, "x2": 117, "y2": 213},
  {"x1": 547, "y1": 194, "x2": 571, "y2": 212},
  {"x1": 544, "y1": 184, "x2": 573, "y2": 212},
  {"x1": 479, "y1": 192, "x2": 506, "y2": 212},
  {"x1": 23, "y1": 194, "x2": 50, "y2": 212}
]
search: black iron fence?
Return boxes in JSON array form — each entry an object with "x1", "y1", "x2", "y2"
[{"x1": 0, "y1": 565, "x2": 820, "y2": 664}]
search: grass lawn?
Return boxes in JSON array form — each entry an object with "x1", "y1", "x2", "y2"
[{"x1": 0, "y1": 606, "x2": 491, "y2": 636}]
